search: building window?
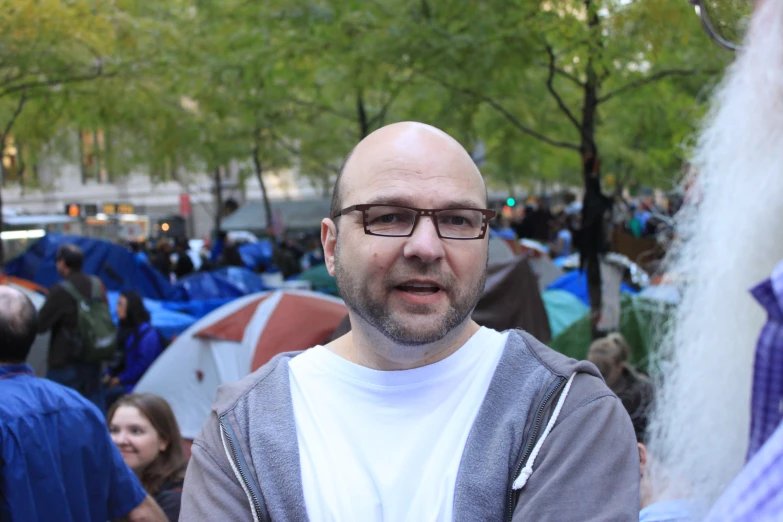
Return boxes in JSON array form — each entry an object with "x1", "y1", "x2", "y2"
[{"x1": 80, "y1": 130, "x2": 109, "y2": 184}]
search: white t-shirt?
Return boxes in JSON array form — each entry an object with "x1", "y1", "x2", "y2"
[{"x1": 288, "y1": 327, "x2": 508, "y2": 522}]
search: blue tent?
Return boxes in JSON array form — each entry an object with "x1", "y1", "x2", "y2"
[
  {"x1": 161, "y1": 297, "x2": 234, "y2": 319},
  {"x1": 546, "y1": 270, "x2": 637, "y2": 307},
  {"x1": 238, "y1": 239, "x2": 274, "y2": 270},
  {"x1": 106, "y1": 292, "x2": 196, "y2": 340},
  {"x1": 174, "y1": 266, "x2": 267, "y2": 301},
  {"x1": 5, "y1": 234, "x2": 185, "y2": 301}
]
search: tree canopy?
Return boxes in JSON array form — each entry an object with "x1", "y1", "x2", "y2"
[{"x1": 3, "y1": 0, "x2": 732, "y2": 195}]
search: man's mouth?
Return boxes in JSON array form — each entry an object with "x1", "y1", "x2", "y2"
[{"x1": 395, "y1": 281, "x2": 442, "y2": 295}]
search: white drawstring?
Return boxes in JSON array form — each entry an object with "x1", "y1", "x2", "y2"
[{"x1": 512, "y1": 372, "x2": 577, "y2": 491}]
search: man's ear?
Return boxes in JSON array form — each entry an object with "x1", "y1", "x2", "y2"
[
  {"x1": 638, "y1": 442, "x2": 648, "y2": 477},
  {"x1": 322, "y1": 218, "x2": 338, "y2": 277}
]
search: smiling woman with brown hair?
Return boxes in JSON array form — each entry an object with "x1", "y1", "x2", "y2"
[{"x1": 108, "y1": 393, "x2": 188, "y2": 522}]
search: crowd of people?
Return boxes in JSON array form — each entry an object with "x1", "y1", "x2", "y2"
[{"x1": 125, "y1": 229, "x2": 325, "y2": 285}]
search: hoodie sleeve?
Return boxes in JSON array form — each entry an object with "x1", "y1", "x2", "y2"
[
  {"x1": 180, "y1": 412, "x2": 255, "y2": 521},
  {"x1": 512, "y1": 375, "x2": 640, "y2": 522}
]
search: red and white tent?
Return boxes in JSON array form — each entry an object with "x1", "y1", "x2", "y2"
[{"x1": 135, "y1": 290, "x2": 347, "y2": 438}]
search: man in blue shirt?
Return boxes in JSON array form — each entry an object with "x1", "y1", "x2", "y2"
[{"x1": 0, "y1": 286, "x2": 167, "y2": 522}]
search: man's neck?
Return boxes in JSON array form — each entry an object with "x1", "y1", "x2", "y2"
[
  {"x1": 0, "y1": 361, "x2": 27, "y2": 367},
  {"x1": 328, "y1": 317, "x2": 481, "y2": 371}
]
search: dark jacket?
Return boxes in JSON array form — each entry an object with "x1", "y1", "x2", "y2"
[
  {"x1": 37, "y1": 273, "x2": 107, "y2": 369},
  {"x1": 174, "y1": 253, "x2": 195, "y2": 280},
  {"x1": 181, "y1": 329, "x2": 639, "y2": 521},
  {"x1": 150, "y1": 251, "x2": 172, "y2": 279},
  {"x1": 155, "y1": 480, "x2": 183, "y2": 522},
  {"x1": 110, "y1": 322, "x2": 164, "y2": 393}
]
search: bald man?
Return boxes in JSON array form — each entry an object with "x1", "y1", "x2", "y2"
[
  {"x1": 181, "y1": 122, "x2": 639, "y2": 521},
  {"x1": 0, "y1": 286, "x2": 166, "y2": 522}
]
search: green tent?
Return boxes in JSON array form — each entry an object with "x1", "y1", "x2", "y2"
[
  {"x1": 549, "y1": 294, "x2": 675, "y2": 369},
  {"x1": 297, "y1": 264, "x2": 340, "y2": 296}
]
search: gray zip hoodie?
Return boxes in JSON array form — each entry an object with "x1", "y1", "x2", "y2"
[{"x1": 180, "y1": 330, "x2": 639, "y2": 521}]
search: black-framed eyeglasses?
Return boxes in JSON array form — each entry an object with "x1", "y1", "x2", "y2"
[
  {"x1": 332, "y1": 204, "x2": 497, "y2": 240},
  {"x1": 689, "y1": 0, "x2": 753, "y2": 51}
]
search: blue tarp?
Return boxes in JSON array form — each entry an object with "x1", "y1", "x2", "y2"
[
  {"x1": 7, "y1": 236, "x2": 276, "y2": 328},
  {"x1": 174, "y1": 266, "x2": 267, "y2": 301},
  {"x1": 106, "y1": 292, "x2": 196, "y2": 340},
  {"x1": 546, "y1": 270, "x2": 637, "y2": 307},
  {"x1": 5, "y1": 234, "x2": 185, "y2": 301},
  {"x1": 238, "y1": 240, "x2": 274, "y2": 270},
  {"x1": 161, "y1": 298, "x2": 234, "y2": 319}
]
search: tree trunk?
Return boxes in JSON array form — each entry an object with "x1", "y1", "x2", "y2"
[
  {"x1": 213, "y1": 167, "x2": 223, "y2": 235},
  {"x1": 579, "y1": 0, "x2": 611, "y2": 339},
  {"x1": 252, "y1": 138, "x2": 274, "y2": 239},
  {"x1": 357, "y1": 89, "x2": 370, "y2": 140}
]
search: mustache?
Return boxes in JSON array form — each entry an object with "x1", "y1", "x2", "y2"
[{"x1": 384, "y1": 264, "x2": 457, "y2": 290}]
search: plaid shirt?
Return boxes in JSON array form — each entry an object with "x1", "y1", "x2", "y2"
[
  {"x1": 704, "y1": 259, "x2": 783, "y2": 521},
  {"x1": 747, "y1": 260, "x2": 783, "y2": 460}
]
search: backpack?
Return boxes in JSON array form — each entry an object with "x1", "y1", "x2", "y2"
[{"x1": 60, "y1": 277, "x2": 118, "y2": 363}]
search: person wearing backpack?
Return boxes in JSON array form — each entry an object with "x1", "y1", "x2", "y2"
[
  {"x1": 104, "y1": 291, "x2": 165, "y2": 409},
  {"x1": 38, "y1": 244, "x2": 117, "y2": 412}
]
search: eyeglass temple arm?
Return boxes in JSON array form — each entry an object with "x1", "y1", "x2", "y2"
[{"x1": 690, "y1": 0, "x2": 740, "y2": 51}]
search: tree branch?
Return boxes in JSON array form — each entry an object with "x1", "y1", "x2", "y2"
[
  {"x1": 598, "y1": 68, "x2": 718, "y2": 104},
  {"x1": 0, "y1": 68, "x2": 115, "y2": 99},
  {"x1": 536, "y1": 60, "x2": 585, "y2": 87},
  {"x1": 367, "y1": 76, "x2": 411, "y2": 130},
  {"x1": 430, "y1": 76, "x2": 580, "y2": 151},
  {"x1": 544, "y1": 45, "x2": 585, "y2": 136},
  {"x1": 1, "y1": 90, "x2": 28, "y2": 142}
]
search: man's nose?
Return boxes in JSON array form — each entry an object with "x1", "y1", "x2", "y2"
[{"x1": 402, "y1": 216, "x2": 445, "y2": 263}]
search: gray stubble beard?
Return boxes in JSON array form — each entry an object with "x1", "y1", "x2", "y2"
[{"x1": 333, "y1": 240, "x2": 488, "y2": 346}]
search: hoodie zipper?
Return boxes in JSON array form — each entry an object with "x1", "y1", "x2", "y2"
[
  {"x1": 506, "y1": 376, "x2": 567, "y2": 521},
  {"x1": 220, "y1": 417, "x2": 263, "y2": 520}
]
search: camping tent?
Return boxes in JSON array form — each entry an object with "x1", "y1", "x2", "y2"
[
  {"x1": 527, "y1": 256, "x2": 564, "y2": 292},
  {"x1": 134, "y1": 290, "x2": 347, "y2": 438},
  {"x1": 5, "y1": 234, "x2": 183, "y2": 301},
  {"x1": 295, "y1": 263, "x2": 339, "y2": 296},
  {"x1": 175, "y1": 266, "x2": 267, "y2": 300},
  {"x1": 541, "y1": 289, "x2": 590, "y2": 338},
  {"x1": 473, "y1": 256, "x2": 552, "y2": 343},
  {"x1": 549, "y1": 293, "x2": 675, "y2": 368},
  {"x1": 547, "y1": 269, "x2": 637, "y2": 307}
]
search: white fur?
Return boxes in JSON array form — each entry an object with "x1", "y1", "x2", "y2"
[{"x1": 646, "y1": 0, "x2": 783, "y2": 512}]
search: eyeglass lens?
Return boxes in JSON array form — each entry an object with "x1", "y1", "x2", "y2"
[
  {"x1": 365, "y1": 206, "x2": 486, "y2": 238},
  {"x1": 700, "y1": 0, "x2": 754, "y2": 49}
]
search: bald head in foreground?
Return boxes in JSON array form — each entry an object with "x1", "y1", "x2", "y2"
[
  {"x1": 0, "y1": 286, "x2": 37, "y2": 364},
  {"x1": 181, "y1": 122, "x2": 640, "y2": 522}
]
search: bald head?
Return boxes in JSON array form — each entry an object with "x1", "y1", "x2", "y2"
[
  {"x1": 0, "y1": 286, "x2": 38, "y2": 364},
  {"x1": 330, "y1": 122, "x2": 486, "y2": 219}
]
